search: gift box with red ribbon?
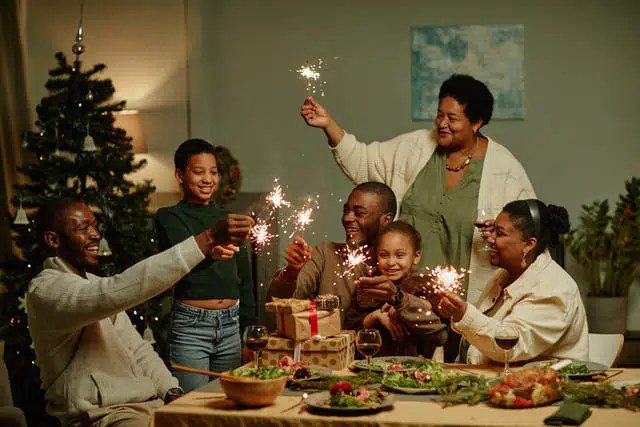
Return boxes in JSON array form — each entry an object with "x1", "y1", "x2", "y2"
[
  {"x1": 262, "y1": 331, "x2": 355, "y2": 370},
  {"x1": 265, "y1": 298, "x2": 341, "y2": 341}
]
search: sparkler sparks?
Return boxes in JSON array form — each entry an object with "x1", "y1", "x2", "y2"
[
  {"x1": 288, "y1": 196, "x2": 319, "y2": 238},
  {"x1": 295, "y1": 59, "x2": 327, "y2": 96},
  {"x1": 250, "y1": 219, "x2": 275, "y2": 250},
  {"x1": 428, "y1": 265, "x2": 469, "y2": 295},
  {"x1": 265, "y1": 179, "x2": 290, "y2": 209},
  {"x1": 336, "y1": 244, "x2": 372, "y2": 279}
]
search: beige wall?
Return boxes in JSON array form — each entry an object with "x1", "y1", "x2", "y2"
[{"x1": 25, "y1": 1, "x2": 640, "y2": 319}]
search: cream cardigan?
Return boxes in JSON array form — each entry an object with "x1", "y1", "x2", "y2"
[
  {"x1": 27, "y1": 237, "x2": 204, "y2": 424},
  {"x1": 331, "y1": 129, "x2": 536, "y2": 305}
]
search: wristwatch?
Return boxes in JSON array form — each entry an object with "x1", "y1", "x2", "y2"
[
  {"x1": 390, "y1": 287, "x2": 404, "y2": 306},
  {"x1": 164, "y1": 387, "x2": 184, "y2": 403}
]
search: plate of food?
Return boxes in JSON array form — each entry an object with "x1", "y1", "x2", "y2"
[
  {"x1": 353, "y1": 356, "x2": 428, "y2": 372},
  {"x1": 381, "y1": 360, "x2": 447, "y2": 394},
  {"x1": 278, "y1": 356, "x2": 331, "y2": 380},
  {"x1": 303, "y1": 381, "x2": 396, "y2": 415},
  {"x1": 488, "y1": 367, "x2": 563, "y2": 409},
  {"x1": 524, "y1": 360, "x2": 607, "y2": 380}
]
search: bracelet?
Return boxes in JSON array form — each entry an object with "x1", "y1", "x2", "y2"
[{"x1": 390, "y1": 287, "x2": 404, "y2": 306}]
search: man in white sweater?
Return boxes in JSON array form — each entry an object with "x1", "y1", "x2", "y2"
[{"x1": 26, "y1": 199, "x2": 253, "y2": 426}]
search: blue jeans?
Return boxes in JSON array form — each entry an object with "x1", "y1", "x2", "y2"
[{"x1": 168, "y1": 301, "x2": 242, "y2": 392}]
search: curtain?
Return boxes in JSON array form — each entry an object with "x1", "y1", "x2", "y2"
[{"x1": 0, "y1": 0, "x2": 30, "y2": 258}]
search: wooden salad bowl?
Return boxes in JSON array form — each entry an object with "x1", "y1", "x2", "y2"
[{"x1": 219, "y1": 375, "x2": 288, "y2": 407}]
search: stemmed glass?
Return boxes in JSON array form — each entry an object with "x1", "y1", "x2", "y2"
[
  {"x1": 475, "y1": 208, "x2": 499, "y2": 251},
  {"x1": 356, "y1": 329, "x2": 382, "y2": 367},
  {"x1": 243, "y1": 325, "x2": 269, "y2": 368},
  {"x1": 494, "y1": 323, "x2": 520, "y2": 376}
]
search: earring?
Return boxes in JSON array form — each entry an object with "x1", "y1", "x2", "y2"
[{"x1": 521, "y1": 251, "x2": 528, "y2": 268}]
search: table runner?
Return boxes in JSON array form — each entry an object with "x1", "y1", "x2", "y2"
[{"x1": 151, "y1": 366, "x2": 640, "y2": 427}]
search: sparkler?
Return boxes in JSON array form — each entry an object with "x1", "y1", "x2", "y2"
[
  {"x1": 336, "y1": 244, "x2": 372, "y2": 279},
  {"x1": 265, "y1": 179, "x2": 290, "y2": 210},
  {"x1": 288, "y1": 195, "x2": 319, "y2": 238},
  {"x1": 250, "y1": 219, "x2": 275, "y2": 250},
  {"x1": 428, "y1": 265, "x2": 469, "y2": 295},
  {"x1": 295, "y1": 59, "x2": 327, "y2": 96}
]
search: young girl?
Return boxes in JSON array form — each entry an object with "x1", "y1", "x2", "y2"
[{"x1": 344, "y1": 221, "x2": 447, "y2": 357}]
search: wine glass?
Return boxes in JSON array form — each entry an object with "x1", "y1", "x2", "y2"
[
  {"x1": 243, "y1": 325, "x2": 269, "y2": 368},
  {"x1": 356, "y1": 329, "x2": 382, "y2": 367},
  {"x1": 494, "y1": 323, "x2": 519, "y2": 376},
  {"x1": 475, "y1": 208, "x2": 499, "y2": 251}
]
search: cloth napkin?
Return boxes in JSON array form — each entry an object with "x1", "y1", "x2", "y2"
[{"x1": 544, "y1": 401, "x2": 592, "y2": 425}]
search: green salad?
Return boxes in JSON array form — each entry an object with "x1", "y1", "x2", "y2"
[
  {"x1": 382, "y1": 360, "x2": 448, "y2": 391},
  {"x1": 358, "y1": 357, "x2": 436, "y2": 371},
  {"x1": 324, "y1": 381, "x2": 385, "y2": 408},
  {"x1": 230, "y1": 366, "x2": 288, "y2": 380},
  {"x1": 558, "y1": 363, "x2": 589, "y2": 375}
]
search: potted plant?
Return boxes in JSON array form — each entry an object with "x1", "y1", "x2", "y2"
[{"x1": 565, "y1": 177, "x2": 640, "y2": 333}]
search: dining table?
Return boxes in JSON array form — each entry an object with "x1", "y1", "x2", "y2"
[{"x1": 151, "y1": 365, "x2": 640, "y2": 427}]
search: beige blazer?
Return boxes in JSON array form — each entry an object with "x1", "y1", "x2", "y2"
[{"x1": 331, "y1": 129, "x2": 536, "y2": 305}]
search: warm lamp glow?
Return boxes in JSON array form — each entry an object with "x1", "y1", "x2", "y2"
[{"x1": 114, "y1": 110, "x2": 147, "y2": 153}]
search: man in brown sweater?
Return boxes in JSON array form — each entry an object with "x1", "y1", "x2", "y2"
[{"x1": 267, "y1": 183, "x2": 446, "y2": 355}]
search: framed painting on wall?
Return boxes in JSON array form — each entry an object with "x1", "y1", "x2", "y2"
[{"x1": 412, "y1": 24, "x2": 525, "y2": 120}]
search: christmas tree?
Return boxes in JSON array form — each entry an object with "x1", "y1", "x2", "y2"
[{"x1": 0, "y1": 41, "x2": 158, "y2": 424}]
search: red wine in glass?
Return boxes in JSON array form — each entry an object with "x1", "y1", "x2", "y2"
[
  {"x1": 495, "y1": 336, "x2": 519, "y2": 350},
  {"x1": 358, "y1": 343, "x2": 382, "y2": 358},
  {"x1": 245, "y1": 337, "x2": 269, "y2": 352}
]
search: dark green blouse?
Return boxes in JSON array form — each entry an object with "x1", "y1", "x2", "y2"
[
  {"x1": 399, "y1": 148, "x2": 484, "y2": 293},
  {"x1": 154, "y1": 200, "x2": 256, "y2": 326}
]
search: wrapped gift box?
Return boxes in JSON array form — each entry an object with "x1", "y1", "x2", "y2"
[
  {"x1": 262, "y1": 331, "x2": 356, "y2": 370},
  {"x1": 266, "y1": 298, "x2": 341, "y2": 341}
]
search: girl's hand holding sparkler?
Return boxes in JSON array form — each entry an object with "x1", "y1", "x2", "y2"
[
  {"x1": 437, "y1": 290, "x2": 468, "y2": 322},
  {"x1": 210, "y1": 244, "x2": 240, "y2": 261},
  {"x1": 284, "y1": 236, "x2": 313, "y2": 281},
  {"x1": 355, "y1": 275, "x2": 407, "y2": 307}
]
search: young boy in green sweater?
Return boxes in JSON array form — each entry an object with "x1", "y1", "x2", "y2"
[{"x1": 155, "y1": 139, "x2": 256, "y2": 392}]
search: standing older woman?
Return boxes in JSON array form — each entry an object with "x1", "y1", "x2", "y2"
[
  {"x1": 437, "y1": 200, "x2": 589, "y2": 364},
  {"x1": 301, "y1": 74, "x2": 535, "y2": 360}
]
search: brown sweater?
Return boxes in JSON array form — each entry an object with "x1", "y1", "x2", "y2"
[
  {"x1": 268, "y1": 241, "x2": 447, "y2": 353},
  {"x1": 344, "y1": 276, "x2": 447, "y2": 358}
]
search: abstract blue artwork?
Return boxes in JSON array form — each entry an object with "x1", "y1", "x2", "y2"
[{"x1": 412, "y1": 24, "x2": 525, "y2": 120}]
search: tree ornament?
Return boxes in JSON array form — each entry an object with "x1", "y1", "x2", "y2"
[
  {"x1": 72, "y1": 1, "x2": 85, "y2": 58},
  {"x1": 98, "y1": 236, "x2": 112, "y2": 257},
  {"x1": 83, "y1": 122, "x2": 97, "y2": 151},
  {"x1": 53, "y1": 123, "x2": 63, "y2": 157},
  {"x1": 13, "y1": 197, "x2": 29, "y2": 225}
]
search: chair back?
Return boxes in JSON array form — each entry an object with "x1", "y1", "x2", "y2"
[
  {"x1": 0, "y1": 340, "x2": 14, "y2": 406},
  {"x1": 588, "y1": 333, "x2": 624, "y2": 368}
]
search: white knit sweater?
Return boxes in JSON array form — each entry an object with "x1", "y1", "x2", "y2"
[
  {"x1": 26, "y1": 237, "x2": 204, "y2": 424},
  {"x1": 331, "y1": 129, "x2": 536, "y2": 305}
]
